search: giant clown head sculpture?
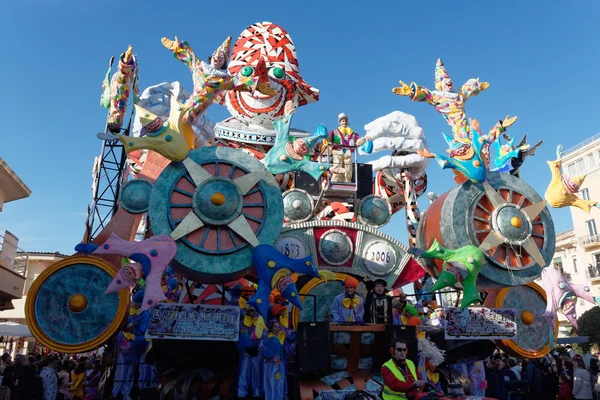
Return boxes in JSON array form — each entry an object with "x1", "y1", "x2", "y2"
[{"x1": 224, "y1": 21, "x2": 319, "y2": 128}]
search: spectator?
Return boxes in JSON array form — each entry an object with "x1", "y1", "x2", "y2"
[
  {"x1": 84, "y1": 362, "x2": 101, "y2": 400},
  {"x1": 508, "y1": 358, "x2": 522, "y2": 380},
  {"x1": 57, "y1": 360, "x2": 72, "y2": 400},
  {"x1": 558, "y1": 372, "x2": 575, "y2": 400},
  {"x1": 0, "y1": 354, "x2": 11, "y2": 375},
  {"x1": 542, "y1": 355, "x2": 559, "y2": 400},
  {"x1": 1, "y1": 365, "x2": 16, "y2": 397},
  {"x1": 486, "y1": 355, "x2": 517, "y2": 400},
  {"x1": 40, "y1": 356, "x2": 59, "y2": 400},
  {"x1": 69, "y1": 363, "x2": 86, "y2": 400},
  {"x1": 573, "y1": 358, "x2": 593, "y2": 400},
  {"x1": 526, "y1": 359, "x2": 543, "y2": 399}
]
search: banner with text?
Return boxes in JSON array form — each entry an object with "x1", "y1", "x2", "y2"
[
  {"x1": 147, "y1": 303, "x2": 240, "y2": 341},
  {"x1": 445, "y1": 307, "x2": 517, "y2": 340}
]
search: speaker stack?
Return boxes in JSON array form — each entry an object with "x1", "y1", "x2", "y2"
[
  {"x1": 296, "y1": 321, "x2": 332, "y2": 374},
  {"x1": 355, "y1": 163, "x2": 373, "y2": 200}
]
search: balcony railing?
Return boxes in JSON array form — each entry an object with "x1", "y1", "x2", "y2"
[
  {"x1": 563, "y1": 132, "x2": 600, "y2": 156},
  {"x1": 0, "y1": 234, "x2": 28, "y2": 277},
  {"x1": 578, "y1": 234, "x2": 600, "y2": 248}
]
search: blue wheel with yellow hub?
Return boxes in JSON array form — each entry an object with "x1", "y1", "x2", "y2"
[
  {"x1": 149, "y1": 147, "x2": 284, "y2": 283},
  {"x1": 25, "y1": 256, "x2": 130, "y2": 353}
]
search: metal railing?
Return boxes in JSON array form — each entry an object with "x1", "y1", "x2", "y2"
[
  {"x1": 563, "y1": 132, "x2": 600, "y2": 156},
  {"x1": 0, "y1": 233, "x2": 28, "y2": 277},
  {"x1": 578, "y1": 234, "x2": 600, "y2": 247}
]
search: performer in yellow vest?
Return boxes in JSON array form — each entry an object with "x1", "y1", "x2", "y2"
[{"x1": 381, "y1": 339, "x2": 425, "y2": 399}]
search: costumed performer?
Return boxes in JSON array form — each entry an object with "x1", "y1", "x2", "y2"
[
  {"x1": 381, "y1": 339, "x2": 426, "y2": 399},
  {"x1": 239, "y1": 285, "x2": 256, "y2": 310},
  {"x1": 329, "y1": 277, "x2": 364, "y2": 323},
  {"x1": 429, "y1": 307, "x2": 446, "y2": 328},
  {"x1": 237, "y1": 305, "x2": 266, "y2": 398},
  {"x1": 260, "y1": 320, "x2": 289, "y2": 400},
  {"x1": 329, "y1": 113, "x2": 371, "y2": 182},
  {"x1": 364, "y1": 277, "x2": 394, "y2": 324},
  {"x1": 112, "y1": 329, "x2": 135, "y2": 400}
]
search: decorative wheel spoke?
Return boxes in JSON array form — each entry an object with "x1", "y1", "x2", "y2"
[
  {"x1": 522, "y1": 238, "x2": 546, "y2": 267},
  {"x1": 171, "y1": 203, "x2": 193, "y2": 208},
  {"x1": 482, "y1": 181, "x2": 507, "y2": 209},
  {"x1": 479, "y1": 230, "x2": 505, "y2": 252},
  {"x1": 476, "y1": 203, "x2": 493, "y2": 215},
  {"x1": 173, "y1": 187, "x2": 194, "y2": 197},
  {"x1": 170, "y1": 213, "x2": 205, "y2": 241},
  {"x1": 243, "y1": 213, "x2": 263, "y2": 223},
  {"x1": 228, "y1": 215, "x2": 260, "y2": 247},
  {"x1": 183, "y1": 158, "x2": 212, "y2": 186},
  {"x1": 234, "y1": 170, "x2": 266, "y2": 195},
  {"x1": 521, "y1": 201, "x2": 547, "y2": 220}
]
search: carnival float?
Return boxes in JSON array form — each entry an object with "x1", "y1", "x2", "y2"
[{"x1": 23, "y1": 21, "x2": 600, "y2": 400}]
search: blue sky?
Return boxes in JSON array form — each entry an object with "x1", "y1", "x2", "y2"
[{"x1": 1, "y1": 1, "x2": 599, "y2": 255}]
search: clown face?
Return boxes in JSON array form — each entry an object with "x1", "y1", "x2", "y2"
[
  {"x1": 225, "y1": 22, "x2": 319, "y2": 128},
  {"x1": 441, "y1": 77, "x2": 453, "y2": 92}
]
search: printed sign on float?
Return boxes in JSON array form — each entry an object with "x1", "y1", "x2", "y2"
[
  {"x1": 445, "y1": 307, "x2": 517, "y2": 340},
  {"x1": 147, "y1": 303, "x2": 240, "y2": 341}
]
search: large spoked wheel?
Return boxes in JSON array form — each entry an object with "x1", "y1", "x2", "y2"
[
  {"x1": 25, "y1": 256, "x2": 129, "y2": 353},
  {"x1": 485, "y1": 282, "x2": 557, "y2": 359},
  {"x1": 150, "y1": 147, "x2": 284, "y2": 283},
  {"x1": 471, "y1": 184, "x2": 549, "y2": 269},
  {"x1": 416, "y1": 172, "x2": 555, "y2": 288}
]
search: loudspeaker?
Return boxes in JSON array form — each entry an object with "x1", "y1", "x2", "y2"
[
  {"x1": 356, "y1": 163, "x2": 373, "y2": 200},
  {"x1": 295, "y1": 171, "x2": 320, "y2": 196},
  {"x1": 386, "y1": 325, "x2": 418, "y2": 365},
  {"x1": 297, "y1": 322, "x2": 331, "y2": 374}
]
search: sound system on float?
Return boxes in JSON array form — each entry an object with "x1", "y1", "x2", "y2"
[
  {"x1": 294, "y1": 171, "x2": 320, "y2": 196},
  {"x1": 385, "y1": 325, "x2": 418, "y2": 365},
  {"x1": 297, "y1": 321, "x2": 331, "y2": 374},
  {"x1": 355, "y1": 163, "x2": 373, "y2": 200}
]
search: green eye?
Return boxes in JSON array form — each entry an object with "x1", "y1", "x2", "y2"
[
  {"x1": 241, "y1": 66, "x2": 254, "y2": 77},
  {"x1": 269, "y1": 67, "x2": 285, "y2": 80}
]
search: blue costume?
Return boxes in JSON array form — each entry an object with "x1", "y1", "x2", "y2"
[
  {"x1": 237, "y1": 313, "x2": 265, "y2": 397},
  {"x1": 112, "y1": 331, "x2": 135, "y2": 398},
  {"x1": 330, "y1": 292, "x2": 364, "y2": 323},
  {"x1": 260, "y1": 332, "x2": 287, "y2": 400}
]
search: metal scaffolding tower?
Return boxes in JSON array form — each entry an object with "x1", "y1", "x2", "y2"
[{"x1": 84, "y1": 118, "x2": 132, "y2": 242}]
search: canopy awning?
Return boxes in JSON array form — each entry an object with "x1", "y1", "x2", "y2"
[
  {"x1": 0, "y1": 321, "x2": 32, "y2": 337},
  {"x1": 557, "y1": 336, "x2": 589, "y2": 344}
]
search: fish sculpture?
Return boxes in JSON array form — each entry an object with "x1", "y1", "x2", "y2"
[
  {"x1": 408, "y1": 240, "x2": 486, "y2": 310},
  {"x1": 98, "y1": 96, "x2": 194, "y2": 162},
  {"x1": 545, "y1": 145, "x2": 599, "y2": 212}
]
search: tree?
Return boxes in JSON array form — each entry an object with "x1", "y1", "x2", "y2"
[{"x1": 576, "y1": 306, "x2": 600, "y2": 352}]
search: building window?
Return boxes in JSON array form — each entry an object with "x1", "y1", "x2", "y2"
[
  {"x1": 553, "y1": 258, "x2": 563, "y2": 272},
  {"x1": 568, "y1": 163, "x2": 577, "y2": 176},
  {"x1": 581, "y1": 188, "x2": 590, "y2": 201},
  {"x1": 576, "y1": 159, "x2": 585, "y2": 174},
  {"x1": 586, "y1": 219, "x2": 598, "y2": 237},
  {"x1": 573, "y1": 257, "x2": 578, "y2": 273},
  {"x1": 587, "y1": 154, "x2": 596, "y2": 170}
]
